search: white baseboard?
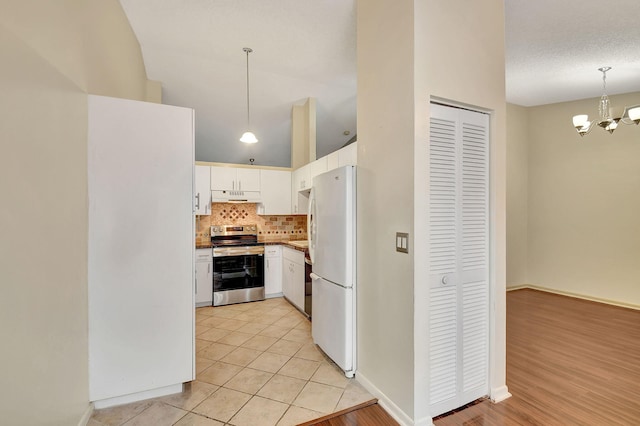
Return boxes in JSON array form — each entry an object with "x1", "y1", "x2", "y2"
[
  {"x1": 490, "y1": 385, "x2": 512, "y2": 403},
  {"x1": 265, "y1": 292, "x2": 283, "y2": 299},
  {"x1": 77, "y1": 403, "x2": 94, "y2": 426},
  {"x1": 355, "y1": 372, "x2": 419, "y2": 426},
  {"x1": 507, "y1": 285, "x2": 640, "y2": 311},
  {"x1": 92, "y1": 383, "x2": 183, "y2": 409}
]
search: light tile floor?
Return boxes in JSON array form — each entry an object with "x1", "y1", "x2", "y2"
[{"x1": 90, "y1": 297, "x2": 373, "y2": 426}]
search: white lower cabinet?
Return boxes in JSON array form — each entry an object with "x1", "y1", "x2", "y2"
[
  {"x1": 264, "y1": 245, "x2": 283, "y2": 297},
  {"x1": 195, "y1": 249, "x2": 213, "y2": 307},
  {"x1": 282, "y1": 247, "x2": 305, "y2": 311}
]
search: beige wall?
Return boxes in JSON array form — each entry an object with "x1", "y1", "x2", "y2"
[
  {"x1": 357, "y1": 0, "x2": 417, "y2": 419},
  {"x1": 291, "y1": 98, "x2": 317, "y2": 169},
  {"x1": 357, "y1": 0, "x2": 507, "y2": 423},
  {"x1": 526, "y1": 92, "x2": 640, "y2": 307},
  {"x1": 506, "y1": 104, "x2": 529, "y2": 286},
  {"x1": 0, "y1": 1, "x2": 153, "y2": 424}
]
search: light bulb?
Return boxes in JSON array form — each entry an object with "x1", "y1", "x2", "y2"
[
  {"x1": 240, "y1": 131, "x2": 258, "y2": 144},
  {"x1": 573, "y1": 115, "x2": 588, "y2": 129}
]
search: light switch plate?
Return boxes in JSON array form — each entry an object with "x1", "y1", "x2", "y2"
[{"x1": 396, "y1": 232, "x2": 409, "y2": 253}]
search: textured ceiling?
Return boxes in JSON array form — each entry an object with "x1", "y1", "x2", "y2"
[
  {"x1": 120, "y1": 0, "x2": 640, "y2": 167},
  {"x1": 506, "y1": 0, "x2": 640, "y2": 106}
]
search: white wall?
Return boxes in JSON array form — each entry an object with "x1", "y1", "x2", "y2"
[
  {"x1": 506, "y1": 104, "x2": 529, "y2": 286},
  {"x1": 526, "y1": 93, "x2": 640, "y2": 307},
  {"x1": 0, "y1": 1, "x2": 154, "y2": 424},
  {"x1": 357, "y1": 0, "x2": 507, "y2": 423}
]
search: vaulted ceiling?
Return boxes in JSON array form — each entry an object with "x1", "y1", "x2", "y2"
[{"x1": 120, "y1": 0, "x2": 640, "y2": 167}]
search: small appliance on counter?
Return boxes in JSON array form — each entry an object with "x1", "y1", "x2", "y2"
[{"x1": 211, "y1": 224, "x2": 265, "y2": 306}]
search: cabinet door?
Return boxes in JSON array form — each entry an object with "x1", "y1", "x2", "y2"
[
  {"x1": 309, "y1": 157, "x2": 327, "y2": 184},
  {"x1": 282, "y1": 259, "x2": 292, "y2": 300},
  {"x1": 265, "y1": 245, "x2": 283, "y2": 296},
  {"x1": 338, "y1": 142, "x2": 357, "y2": 166},
  {"x1": 195, "y1": 261, "x2": 213, "y2": 306},
  {"x1": 258, "y1": 170, "x2": 292, "y2": 215},
  {"x1": 210, "y1": 166, "x2": 237, "y2": 191},
  {"x1": 194, "y1": 165, "x2": 211, "y2": 215},
  {"x1": 292, "y1": 165, "x2": 310, "y2": 214},
  {"x1": 291, "y1": 261, "x2": 305, "y2": 311},
  {"x1": 265, "y1": 253, "x2": 283, "y2": 296},
  {"x1": 293, "y1": 164, "x2": 311, "y2": 192},
  {"x1": 327, "y1": 151, "x2": 340, "y2": 171},
  {"x1": 237, "y1": 168, "x2": 260, "y2": 191}
]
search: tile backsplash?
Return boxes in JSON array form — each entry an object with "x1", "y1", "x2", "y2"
[{"x1": 195, "y1": 203, "x2": 307, "y2": 244}]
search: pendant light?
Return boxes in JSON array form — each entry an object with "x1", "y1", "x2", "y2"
[{"x1": 239, "y1": 47, "x2": 258, "y2": 144}]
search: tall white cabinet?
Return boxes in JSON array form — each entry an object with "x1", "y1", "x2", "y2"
[
  {"x1": 88, "y1": 95, "x2": 195, "y2": 407},
  {"x1": 428, "y1": 103, "x2": 490, "y2": 417}
]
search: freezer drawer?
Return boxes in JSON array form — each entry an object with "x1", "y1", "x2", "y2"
[{"x1": 311, "y1": 274, "x2": 354, "y2": 377}]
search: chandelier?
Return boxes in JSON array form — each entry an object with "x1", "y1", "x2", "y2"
[{"x1": 572, "y1": 67, "x2": 640, "y2": 136}]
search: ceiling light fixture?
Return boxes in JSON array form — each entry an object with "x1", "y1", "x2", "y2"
[
  {"x1": 572, "y1": 67, "x2": 640, "y2": 136},
  {"x1": 239, "y1": 47, "x2": 258, "y2": 144}
]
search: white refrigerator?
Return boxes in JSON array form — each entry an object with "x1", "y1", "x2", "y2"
[{"x1": 308, "y1": 165, "x2": 356, "y2": 378}]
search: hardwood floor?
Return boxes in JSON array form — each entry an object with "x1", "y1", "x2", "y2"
[
  {"x1": 434, "y1": 289, "x2": 640, "y2": 425},
  {"x1": 299, "y1": 399, "x2": 399, "y2": 426}
]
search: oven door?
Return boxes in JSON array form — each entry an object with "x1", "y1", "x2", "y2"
[{"x1": 212, "y1": 248, "x2": 265, "y2": 306}]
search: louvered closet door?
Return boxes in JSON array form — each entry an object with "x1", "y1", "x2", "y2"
[{"x1": 428, "y1": 103, "x2": 489, "y2": 417}]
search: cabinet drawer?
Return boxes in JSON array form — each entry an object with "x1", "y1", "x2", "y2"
[
  {"x1": 195, "y1": 248, "x2": 212, "y2": 261},
  {"x1": 265, "y1": 245, "x2": 282, "y2": 257},
  {"x1": 282, "y1": 247, "x2": 304, "y2": 264}
]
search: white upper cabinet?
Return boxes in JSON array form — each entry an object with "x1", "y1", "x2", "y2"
[
  {"x1": 309, "y1": 156, "x2": 327, "y2": 183},
  {"x1": 327, "y1": 150, "x2": 340, "y2": 170},
  {"x1": 210, "y1": 166, "x2": 260, "y2": 192},
  {"x1": 258, "y1": 170, "x2": 292, "y2": 215},
  {"x1": 236, "y1": 168, "x2": 261, "y2": 191},
  {"x1": 323, "y1": 142, "x2": 358, "y2": 174},
  {"x1": 194, "y1": 165, "x2": 211, "y2": 215},
  {"x1": 338, "y1": 142, "x2": 357, "y2": 167},
  {"x1": 292, "y1": 163, "x2": 310, "y2": 192},
  {"x1": 293, "y1": 157, "x2": 327, "y2": 194}
]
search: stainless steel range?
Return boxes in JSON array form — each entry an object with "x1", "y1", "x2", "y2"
[{"x1": 211, "y1": 224, "x2": 265, "y2": 306}]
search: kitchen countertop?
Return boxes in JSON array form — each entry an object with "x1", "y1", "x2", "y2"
[{"x1": 196, "y1": 239, "x2": 308, "y2": 253}]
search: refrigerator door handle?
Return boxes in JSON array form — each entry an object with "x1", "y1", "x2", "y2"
[
  {"x1": 308, "y1": 188, "x2": 316, "y2": 264},
  {"x1": 310, "y1": 272, "x2": 350, "y2": 289}
]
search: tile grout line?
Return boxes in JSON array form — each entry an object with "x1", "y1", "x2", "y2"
[{"x1": 94, "y1": 298, "x2": 365, "y2": 426}]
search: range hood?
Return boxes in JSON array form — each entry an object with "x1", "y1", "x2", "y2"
[{"x1": 211, "y1": 189, "x2": 261, "y2": 203}]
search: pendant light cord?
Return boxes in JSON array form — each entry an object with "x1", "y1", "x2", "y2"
[{"x1": 244, "y1": 47, "x2": 252, "y2": 130}]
